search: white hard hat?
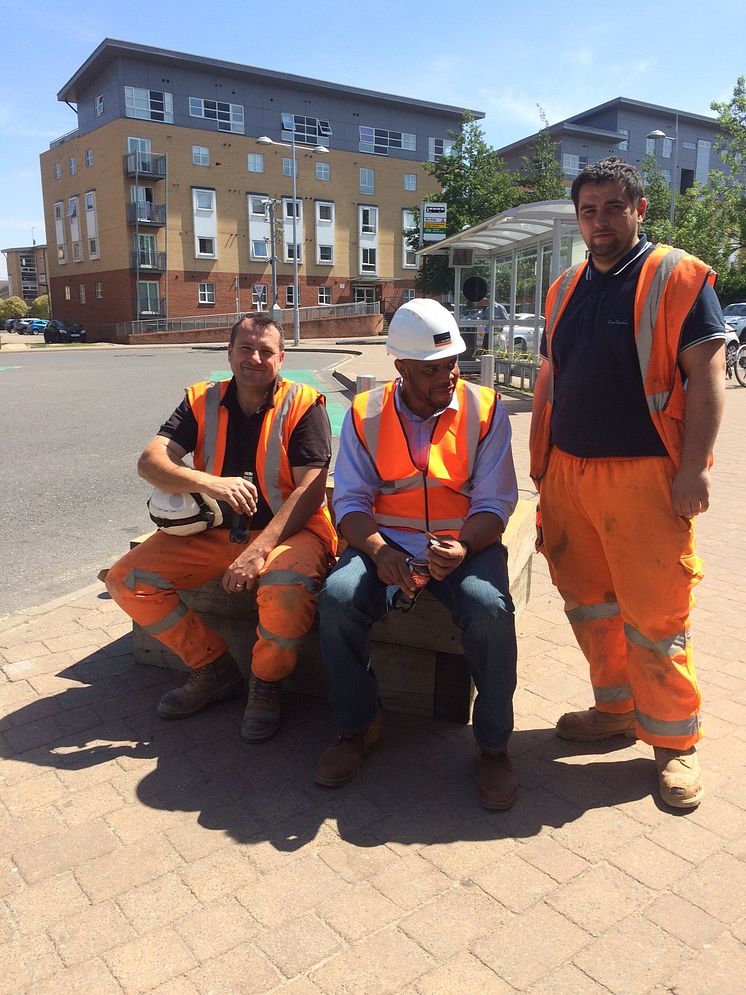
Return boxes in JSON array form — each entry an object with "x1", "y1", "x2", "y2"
[
  {"x1": 147, "y1": 489, "x2": 223, "y2": 536},
  {"x1": 387, "y1": 299, "x2": 466, "y2": 361}
]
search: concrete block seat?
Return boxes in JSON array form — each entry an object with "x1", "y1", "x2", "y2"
[{"x1": 131, "y1": 496, "x2": 537, "y2": 724}]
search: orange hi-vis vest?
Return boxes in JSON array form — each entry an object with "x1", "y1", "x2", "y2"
[
  {"x1": 186, "y1": 378, "x2": 337, "y2": 552},
  {"x1": 529, "y1": 244, "x2": 716, "y2": 484},
  {"x1": 351, "y1": 378, "x2": 497, "y2": 537}
]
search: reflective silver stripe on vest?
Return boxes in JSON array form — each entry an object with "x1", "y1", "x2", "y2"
[
  {"x1": 256, "y1": 621, "x2": 303, "y2": 650},
  {"x1": 647, "y1": 390, "x2": 672, "y2": 414},
  {"x1": 379, "y1": 477, "x2": 469, "y2": 498},
  {"x1": 123, "y1": 568, "x2": 173, "y2": 592},
  {"x1": 635, "y1": 247, "x2": 686, "y2": 381},
  {"x1": 566, "y1": 601, "x2": 620, "y2": 622},
  {"x1": 202, "y1": 381, "x2": 224, "y2": 474},
  {"x1": 635, "y1": 708, "x2": 700, "y2": 739},
  {"x1": 462, "y1": 381, "x2": 484, "y2": 466},
  {"x1": 257, "y1": 570, "x2": 320, "y2": 593},
  {"x1": 143, "y1": 601, "x2": 189, "y2": 636},
  {"x1": 358, "y1": 386, "x2": 387, "y2": 464},
  {"x1": 593, "y1": 684, "x2": 633, "y2": 703},
  {"x1": 263, "y1": 383, "x2": 303, "y2": 513},
  {"x1": 546, "y1": 264, "x2": 584, "y2": 405},
  {"x1": 374, "y1": 513, "x2": 464, "y2": 531},
  {"x1": 624, "y1": 623, "x2": 689, "y2": 657}
]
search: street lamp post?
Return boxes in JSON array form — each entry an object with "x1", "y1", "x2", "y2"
[
  {"x1": 647, "y1": 113, "x2": 679, "y2": 224},
  {"x1": 256, "y1": 135, "x2": 328, "y2": 347}
]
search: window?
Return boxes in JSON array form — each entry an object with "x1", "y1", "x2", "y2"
[
  {"x1": 359, "y1": 126, "x2": 416, "y2": 155},
  {"x1": 192, "y1": 145, "x2": 210, "y2": 166},
  {"x1": 197, "y1": 236, "x2": 215, "y2": 256},
  {"x1": 85, "y1": 192, "x2": 95, "y2": 211},
  {"x1": 67, "y1": 197, "x2": 78, "y2": 218},
  {"x1": 281, "y1": 112, "x2": 333, "y2": 145},
  {"x1": 89, "y1": 238, "x2": 98, "y2": 256},
  {"x1": 402, "y1": 209, "x2": 417, "y2": 268},
  {"x1": 318, "y1": 245, "x2": 333, "y2": 263},
  {"x1": 54, "y1": 163, "x2": 61, "y2": 180},
  {"x1": 69, "y1": 156, "x2": 76, "y2": 176},
  {"x1": 360, "y1": 206, "x2": 377, "y2": 234},
  {"x1": 359, "y1": 168, "x2": 375, "y2": 195},
  {"x1": 252, "y1": 239, "x2": 269, "y2": 258},
  {"x1": 189, "y1": 96, "x2": 244, "y2": 133},
  {"x1": 354, "y1": 287, "x2": 377, "y2": 304},
  {"x1": 198, "y1": 282, "x2": 216, "y2": 304},
  {"x1": 318, "y1": 286, "x2": 332, "y2": 305},
  {"x1": 85, "y1": 149, "x2": 94, "y2": 167},
  {"x1": 361, "y1": 247, "x2": 377, "y2": 273},
  {"x1": 404, "y1": 173, "x2": 417, "y2": 191},
  {"x1": 695, "y1": 140, "x2": 711, "y2": 184},
  {"x1": 195, "y1": 190, "x2": 215, "y2": 211},
  {"x1": 95, "y1": 281, "x2": 103, "y2": 299},
  {"x1": 562, "y1": 153, "x2": 588, "y2": 178},
  {"x1": 317, "y1": 203, "x2": 333, "y2": 222},
  {"x1": 661, "y1": 169, "x2": 672, "y2": 185},
  {"x1": 94, "y1": 95, "x2": 104, "y2": 117},
  {"x1": 618, "y1": 129, "x2": 629, "y2": 151},
  {"x1": 138, "y1": 280, "x2": 160, "y2": 315},
  {"x1": 79, "y1": 284, "x2": 86, "y2": 304},
  {"x1": 283, "y1": 158, "x2": 297, "y2": 177},
  {"x1": 683, "y1": 141, "x2": 696, "y2": 150},
  {"x1": 249, "y1": 195, "x2": 266, "y2": 216},
  {"x1": 284, "y1": 199, "x2": 301, "y2": 219},
  {"x1": 663, "y1": 137, "x2": 673, "y2": 159},
  {"x1": 645, "y1": 136, "x2": 656, "y2": 155},
  {"x1": 316, "y1": 161, "x2": 330, "y2": 181},
  {"x1": 248, "y1": 153, "x2": 264, "y2": 173},
  {"x1": 54, "y1": 202, "x2": 63, "y2": 221},
  {"x1": 252, "y1": 284, "x2": 267, "y2": 308},
  {"x1": 64, "y1": 285, "x2": 71, "y2": 300},
  {"x1": 285, "y1": 285, "x2": 295, "y2": 306},
  {"x1": 286, "y1": 243, "x2": 302, "y2": 262},
  {"x1": 428, "y1": 137, "x2": 453, "y2": 162},
  {"x1": 125, "y1": 86, "x2": 174, "y2": 123},
  {"x1": 402, "y1": 289, "x2": 416, "y2": 303}
]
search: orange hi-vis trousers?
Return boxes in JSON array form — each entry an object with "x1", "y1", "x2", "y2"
[
  {"x1": 540, "y1": 448, "x2": 704, "y2": 752},
  {"x1": 106, "y1": 528, "x2": 333, "y2": 680}
]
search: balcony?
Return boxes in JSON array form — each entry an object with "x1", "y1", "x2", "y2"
[
  {"x1": 127, "y1": 202, "x2": 166, "y2": 226},
  {"x1": 124, "y1": 152, "x2": 167, "y2": 178},
  {"x1": 132, "y1": 250, "x2": 167, "y2": 272}
]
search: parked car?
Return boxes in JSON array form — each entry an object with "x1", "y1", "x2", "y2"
[
  {"x1": 44, "y1": 319, "x2": 87, "y2": 343},
  {"x1": 25, "y1": 318, "x2": 49, "y2": 335},
  {"x1": 4, "y1": 318, "x2": 18, "y2": 331},
  {"x1": 11, "y1": 318, "x2": 31, "y2": 333},
  {"x1": 722, "y1": 303, "x2": 746, "y2": 341}
]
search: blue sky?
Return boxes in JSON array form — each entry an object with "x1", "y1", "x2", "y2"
[{"x1": 2, "y1": 0, "x2": 744, "y2": 280}]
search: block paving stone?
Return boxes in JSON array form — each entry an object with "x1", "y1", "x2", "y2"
[{"x1": 0, "y1": 379, "x2": 743, "y2": 993}]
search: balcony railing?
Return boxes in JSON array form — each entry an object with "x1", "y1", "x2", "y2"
[
  {"x1": 49, "y1": 128, "x2": 80, "y2": 149},
  {"x1": 127, "y1": 202, "x2": 166, "y2": 226},
  {"x1": 132, "y1": 250, "x2": 167, "y2": 272},
  {"x1": 124, "y1": 152, "x2": 167, "y2": 178}
]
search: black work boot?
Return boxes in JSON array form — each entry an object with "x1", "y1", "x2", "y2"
[
  {"x1": 157, "y1": 652, "x2": 243, "y2": 719},
  {"x1": 241, "y1": 675, "x2": 283, "y2": 742}
]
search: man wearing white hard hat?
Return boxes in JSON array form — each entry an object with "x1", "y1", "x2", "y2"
[{"x1": 315, "y1": 298, "x2": 520, "y2": 809}]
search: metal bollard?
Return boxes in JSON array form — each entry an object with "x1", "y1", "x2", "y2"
[
  {"x1": 355, "y1": 374, "x2": 377, "y2": 394},
  {"x1": 480, "y1": 353, "x2": 495, "y2": 387}
]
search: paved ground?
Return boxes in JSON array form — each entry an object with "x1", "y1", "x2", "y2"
[{"x1": 1, "y1": 340, "x2": 745, "y2": 994}]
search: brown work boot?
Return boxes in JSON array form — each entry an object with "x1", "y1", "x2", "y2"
[
  {"x1": 476, "y1": 746, "x2": 518, "y2": 810},
  {"x1": 241, "y1": 675, "x2": 282, "y2": 743},
  {"x1": 314, "y1": 710, "x2": 383, "y2": 787},
  {"x1": 157, "y1": 652, "x2": 243, "y2": 719},
  {"x1": 654, "y1": 746, "x2": 703, "y2": 808},
  {"x1": 556, "y1": 707, "x2": 636, "y2": 742}
]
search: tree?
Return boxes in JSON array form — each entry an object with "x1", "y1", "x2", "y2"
[
  {"x1": 29, "y1": 295, "x2": 50, "y2": 318},
  {"x1": 415, "y1": 115, "x2": 518, "y2": 295},
  {"x1": 0, "y1": 296, "x2": 29, "y2": 319},
  {"x1": 519, "y1": 106, "x2": 566, "y2": 203},
  {"x1": 641, "y1": 154, "x2": 676, "y2": 244},
  {"x1": 711, "y1": 75, "x2": 746, "y2": 177}
]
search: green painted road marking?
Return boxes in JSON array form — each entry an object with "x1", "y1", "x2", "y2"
[
  {"x1": 208, "y1": 369, "x2": 346, "y2": 435},
  {"x1": 0, "y1": 366, "x2": 22, "y2": 372}
]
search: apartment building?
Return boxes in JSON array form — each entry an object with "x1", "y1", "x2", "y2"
[
  {"x1": 1, "y1": 245, "x2": 48, "y2": 304},
  {"x1": 40, "y1": 39, "x2": 479, "y2": 335},
  {"x1": 498, "y1": 96, "x2": 727, "y2": 192}
]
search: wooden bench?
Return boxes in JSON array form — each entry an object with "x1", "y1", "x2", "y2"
[{"x1": 130, "y1": 496, "x2": 537, "y2": 724}]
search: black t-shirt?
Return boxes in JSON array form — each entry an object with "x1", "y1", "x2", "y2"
[
  {"x1": 158, "y1": 377, "x2": 332, "y2": 529},
  {"x1": 541, "y1": 237, "x2": 725, "y2": 458}
]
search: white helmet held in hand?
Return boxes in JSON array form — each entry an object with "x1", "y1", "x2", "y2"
[
  {"x1": 147, "y1": 489, "x2": 223, "y2": 536},
  {"x1": 387, "y1": 298, "x2": 466, "y2": 361}
]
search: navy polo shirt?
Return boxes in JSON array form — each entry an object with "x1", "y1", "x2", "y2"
[{"x1": 541, "y1": 236, "x2": 724, "y2": 458}]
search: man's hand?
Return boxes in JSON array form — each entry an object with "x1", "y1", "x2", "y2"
[
  {"x1": 427, "y1": 537, "x2": 468, "y2": 580},
  {"x1": 201, "y1": 476, "x2": 258, "y2": 515},
  {"x1": 222, "y1": 550, "x2": 266, "y2": 593},
  {"x1": 671, "y1": 467, "x2": 711, "y2": 518},
  {"x1": 372, "y1": 545, "x2": 415, "y2": 597}
]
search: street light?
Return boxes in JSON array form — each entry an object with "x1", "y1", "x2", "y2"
[
  {"x1": 256, "y1": 135, "x2": 328, "y2": 347},
  {"x1": 647, "y1": 113, "x2": 679, "y2": 225}
]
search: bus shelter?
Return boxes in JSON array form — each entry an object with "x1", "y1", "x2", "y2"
[{"x1": 417, "y1": 200, "x2": 586, "y2": 364}]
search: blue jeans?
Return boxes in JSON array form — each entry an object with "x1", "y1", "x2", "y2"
[{"x1": 318, "y1": 543, "x2": 517, "y2": 754}]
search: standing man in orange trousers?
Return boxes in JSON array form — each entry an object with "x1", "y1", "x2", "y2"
[
  {"x1": 106, "y1": 313, "x2": 337, "y2": 742},
  {"x1": 530, "y1": 157, "x2": 725, "y2": 808}
]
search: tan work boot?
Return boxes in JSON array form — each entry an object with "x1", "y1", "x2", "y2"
[
  {"x1": 654, "y1": 746, "x2": 703, "y2": 808},
  {"x1": 556, "y1": 707, "x2": 636, "y2": 742},
  {"x1": 314, "y1": 710, "x2": 383, "y2": 787},
  {"x1": 241, "y1": 675, "x2": 282, "y2": 743},
  {"x1": 476, "y1": 746, "x2": 518, "y2": 810},
  {"x1": 157, "y1": 652, "x2": 243, "y2": 719}
]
